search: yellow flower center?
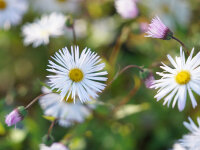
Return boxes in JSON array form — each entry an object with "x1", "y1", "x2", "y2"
[
  {"x1": 69, "y1": 68, "x2": 84, "y2": 82},
  {"x1": 56, "y1": 0, "x2": 67, "y2": 3},
  {"x1": 0, "y1": 0, "x2": 7, "y2": 10},
  {"x1": 63, "y1": 95, "x2": 74, "y2": 103},
  {"x1": 175, "y1": 70, "x2": 191, "y2": 85}
]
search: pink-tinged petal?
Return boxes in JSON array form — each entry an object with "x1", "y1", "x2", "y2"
[{"x1": 145, "y1": 16, "x2": 173, "y2": 40}]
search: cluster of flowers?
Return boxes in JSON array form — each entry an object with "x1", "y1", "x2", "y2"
[{"x1": 2, "y1": 0, "x2": 199, "y2": 149}]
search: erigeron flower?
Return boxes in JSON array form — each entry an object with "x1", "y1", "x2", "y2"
[
  {"x1": 179, "y1": 117, "x2": 200, "y2": 150},
  {"x1": 39, "y1": 86, "x2": 95, "y2": 127},
  {"x1": 47, "y1": 46, "x2": 108, "y2": 103},
  {"x1": 145, "y1": 16, "x2": 173, "y2": 40},
  {"x1": 40, "y1": 143, "x2": 68, "y2": 150},
  {"x1": 33, "y1": 0, "x2": 82, "y2": 14},
  {"x1": 0, "y1": 0, "x2": 28, "y2": 29},
  {"x1": 22, "y1": 12, "x2": 66, "y2": 47},
  {"x1": 5, "y1": 106, "x2": 27, "y2": 127},
  {"x1": 115, "y1": 0, "x2": 138, "y2": 19},
  {"x1": 151, "y1": 47, "x2": 200, "y2": 111}
]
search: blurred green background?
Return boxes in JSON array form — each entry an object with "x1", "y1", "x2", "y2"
[{"x1": 1, "y1": 0, "x2": 200, "y2": 149}]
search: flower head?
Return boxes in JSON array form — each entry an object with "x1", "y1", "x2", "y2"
[
  {"x1": 172, "y1": 143, "x2": 186, "y2": 150},
  {"x1": 40, "y1": 143, "x2": 68, "y2": 150},
  {"x1": 39, "y1": 86, "x2": 95, "y2": 127},
  {"x1": 178, "y1": 117, "x2": 200, "y2": 150},
  {"x1": 0, "y1": 0, "x2": 28, "y2": 29},
  {"x1": 22, "y1": 12, "x2": 66, "y2": 47},
  {"x1": 5, "y1": 106, "x2": 27, "y2": 127},
  {"x1": 47, "y1": 46, "x2": 107, "y2": 103},
  {"x1": 145, "y1": 16, "x2": 173, "y2": 40},
  {"x1": 151, "y1": 47, "x2": 200, "y2": 111},
  {"x1": 139, "y1": 69, "x2": 155, "y2": 89},
  {"x1": 115, "y1": 0, "x2": 138, "y2": 19}
]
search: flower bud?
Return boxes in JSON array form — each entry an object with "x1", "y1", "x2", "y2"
[
  {"x1": 65, "y1": 15, "x2": 74, "y2": 28},
  {"x1": 140, "y1": 69, "x2": 155, "y2": 89},
  {"x1": 42, "y1": 134, "x2": 54, "y2": 146},
  {"x1": 5, "y1": 106, "x2": 27, "y2": 127}
]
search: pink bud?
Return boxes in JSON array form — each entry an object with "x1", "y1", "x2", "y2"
[
  {"x1": 144, "y1": 74, "x2": 155, "y2": 89},
  {"x1": 145, "y1": 16, "x2": 173, "y2": 40},
  {"x1": 5, "y1": 109, "x2": 22, "y2": 127}
]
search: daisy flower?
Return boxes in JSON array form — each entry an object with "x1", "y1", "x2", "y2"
[
  {"x1": 22, "y1": 12, "x2": 66, "y2": 47},
  {"x1": 33, "y1": 0, "x2": 82, "y2": 14},
  {"x1": 145, "y1": 16, "x2": 173, "y2": 40},
  {"x1": 115, "y1": 0, "x2": 138, "y2": 19},
  {"x1": 0, "y1": 0, "x2": 28, "y2": 29},
  {"x1": 47, "y1": 46, "x2": 107, "y2": 103},
  {"x1": 40, "y1": 143, "x2": 68, "y2": 150},
  {"x1": 179, "y1": 117, "x2": 200, "y2": 150},
  {"x1": 152, "y1": 47, "x2": 200, "y2": 111},
  {"x1": 39, "y1": 86, "x2": 95, "y2": 127}
]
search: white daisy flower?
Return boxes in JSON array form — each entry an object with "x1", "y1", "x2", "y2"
[
  {"x1": 179, "y1": 117, "x2": 200, "y2": 150},
  {"x1": 22, "y1": 12, "x2": 66, "y2": 47},
  {"x1": 152, "y1": 47, "x2": 200, "y2": 111},
  {"x1": 0, "y1": 0, "x2": 28, "y2": 29},
  {"x1": 33, "y1": 0, "x2": 82, "y2": 14},
  {"x1": 39, "y1": 86, "x2": 95, "y2": 127},
  {"x1": 47, "y1": 46, "x2": 108, "y2": 103},
  {"x1": 40, "y1": 143, "x2": 68, "y2": 150}
]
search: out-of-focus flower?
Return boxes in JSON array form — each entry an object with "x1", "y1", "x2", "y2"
[
  {"x1": 145, "y1": 16, "x2": 173, "y2": 40},
  {"x1": 115, "y1": 0, "x2": 138, "y2": 19},
  {"x1": 33, "y1": 0, "x2": 82, "y2": 14},
  {"x1": 172, "y1": 143, "x2": 186, "y2": 150},
  {"x1": 140, "y1": 0, "x2": 191, "y2": 29},
  {"x1": 47, "y1": 46, "x2": 108, "y2": 103},
  {"x1": 0, "y1": 0, "x2": 28, "y2": 29},
  {"x1": 151, "y1": 47, "x2": 200, "y2": 111},
  {"x1": 178, "y1": 117, "x2": 200, "y2": 150},
  {"x1": 5, "y1": 106, "x2": 27, "y2": 127},
  {"x1": 40, "y1": 143, "x2": 68, "y2": 150},
  {"x1": 22, "y1": 12, "x2": 66, "y2": 47},
  {"x1": 39, "y1": 86, "x2": 95, "y2": 127}
]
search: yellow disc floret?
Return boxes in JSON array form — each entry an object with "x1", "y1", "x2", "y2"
[
  {"x1": 175, "y1": 70, "x2": 191, "y2": 85},
  {"x1": 0, "y1": 0, "x2": 7, "y2": 10},
  {"x1": 69, "y1": 68, "x2": 84, "y2": 82}
]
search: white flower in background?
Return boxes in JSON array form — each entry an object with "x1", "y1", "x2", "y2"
[
  {"x1": 90, "y1": 17, "x2": 117, "y2": 47},
  {"x1": 0, "y1": 0, "x2": 28, "y2": 29},
  {"x1": 179, "y1": 117, "x2": 200, "y2": 150},
  {"x1": 172, "y1": 143, "x2": 186, "y2": 150},
  {"x1": 39, "y1": 86, "x2": 95, "y2": 127},
  {"x1": 115, "y1": 0, "x2": 138, "y2": 19},
  {"x1": 47, "y1": 46, "x2": 107, "y2": 103},
  {"x1": 22, "y1": 12, "x2": 66, "y2": 47},
  {"x1": 140, "y1": 0, "x2": 191, "y2": 29},
  {"x1": 152, "y1": 47, "x2": 200, "y2": 111},
  {"x1": 40, "y1": 143, "x2": 68, "y2": 150},
  {"x1": 33, "y1": 0, "x2": 82, "y2": 14}
]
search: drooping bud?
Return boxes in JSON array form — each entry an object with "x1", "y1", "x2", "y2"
[
  {"x1": 145, "y1": 16, "x2": 173, "y2": 40},
  {"x1": 5, "y1": 106, "x2": 27, "y2": 127},
  {"x1": 140, "y1": 69, "x2": 155, "y2": 89},
  {"x1": 65, "y1": 15, "x2": 74, "y2": 28},
  {"x1": 42, "y1": 134, "x2": 54, "y2": 146}
]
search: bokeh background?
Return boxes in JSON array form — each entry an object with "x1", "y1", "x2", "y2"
[{"x1": 0, "y1": 0, "x2": 200, "y2": 149}]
